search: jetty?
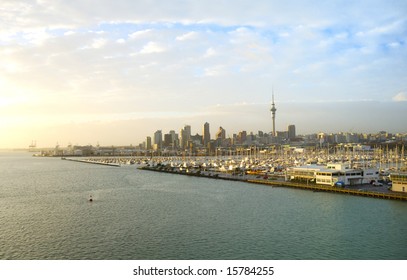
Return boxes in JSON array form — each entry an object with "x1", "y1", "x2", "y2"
[{"x1": 61, "y1": 157, "x2": 121, "y2": 167}]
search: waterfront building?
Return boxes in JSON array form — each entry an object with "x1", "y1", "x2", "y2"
[
  {"x1": 287, "y1": 165, "x2": 322, "y2": 182},
  {"x1": 288, "y1": 163, "x2": 379, "y2": 186},
  {"x1": 203, "y1": 122, "x2": 210, "y2": 146},
  {"x1": 390, "y1": 173, "x2": 407, "y2": 193},
  {"x1": 316, "y1": 164, "x2": 379, "y2": 186}
]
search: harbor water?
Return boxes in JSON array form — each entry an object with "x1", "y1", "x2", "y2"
[{"x1": 0, "y1": 152, "x2": 406, "y2": 260}]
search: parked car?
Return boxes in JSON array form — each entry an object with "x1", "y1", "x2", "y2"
[
  {"x1": 334, "y1": 181, "x2": 345, "y2": 187},
  {"x1": 372, "y1": 181, "x2": 383, "y2": 186}
]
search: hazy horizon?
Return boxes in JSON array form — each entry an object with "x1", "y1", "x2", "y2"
[{"x1": 1, "y1": 1, "x2": 406, "y2": 148}]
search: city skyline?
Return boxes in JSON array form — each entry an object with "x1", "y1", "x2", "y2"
[
  {"x1": 1, "y1": 1, "x2": 406, "y2": 148},
  {"x1": 27, "y1": 120, "x2": 407, "y2": 151}
]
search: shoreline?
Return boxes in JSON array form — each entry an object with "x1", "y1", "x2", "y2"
[{"x1": 138, "y1": 166, "x2": 407, "y2": 201}]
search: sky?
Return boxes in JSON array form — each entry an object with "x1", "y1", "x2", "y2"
[{"x1": 1, "y1": 0, "x2": 406, "y2": 148}]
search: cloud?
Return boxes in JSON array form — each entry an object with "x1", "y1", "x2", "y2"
[
  {"x1": 129, "y1": 29, "x2": 152, "y2": 40},
  {"x1": 176, "y1": 31, "x2": 197, "y2": 41},
  {"x1": 64, "y1": 31, "x2": 75, "y2": 36},
  {"x1": 1, "y1": 0, "x2": 407, "y2": 148},
  {"x1": 90, "y1": 38, "x2": 107, "y2": 48},
  {"x1": 203, "y1": 47, "x2": 216, "y2": 57},
  {"x1": 139, "y1": 41, "x2": 166, "y2": 54},
  {"x1": 392, "y1": 92, "x2": 407, "y2": 102},
  {"x1": 203, "y1": 65, "x2": 228, "y2": 77}
]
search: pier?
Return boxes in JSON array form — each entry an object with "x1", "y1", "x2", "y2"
[
  {"x1": 247, "y1": 179, "x2": 407, "y2": 201},
  {"x1": 61, "y1": 157, "x2": 121, "y2": 167},
  {"x1": 139, "y1": 166, "x2": 407, "y2": 201}
]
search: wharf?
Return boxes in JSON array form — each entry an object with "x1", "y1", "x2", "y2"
[
  {"x1": 61, "y1": 157, "x2": 121, "y2": 167},
  {"x1": 139, "y1": 166, "x2": 407, "y2": 201},
  {"x1": 247, "y1": 179, "x2": 407, "y2": 201}
]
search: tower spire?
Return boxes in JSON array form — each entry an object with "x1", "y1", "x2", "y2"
[{"x1": 270, "y1": 87, "x2": 277, "y2": 137}]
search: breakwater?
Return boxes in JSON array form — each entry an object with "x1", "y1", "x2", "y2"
[
  {"x1": 139, "y1": 166, "x2": 407, "y2": 201},
  {"x1": 61, "y1": 157, "x2": 121, "y2": 167}
]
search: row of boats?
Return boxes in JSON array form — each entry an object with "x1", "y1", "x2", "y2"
[{"x1": 69, "y1": 149, "x2": 406, "y2": 177}]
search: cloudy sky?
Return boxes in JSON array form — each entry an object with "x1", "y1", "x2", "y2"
[{"x1": 1, "y1": 0, "x2": 406, "y2": 148}]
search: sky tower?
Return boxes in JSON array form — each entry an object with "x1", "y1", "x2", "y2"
[{"x1": 270, "y1": 90, "x2": 277, "y2": 137}]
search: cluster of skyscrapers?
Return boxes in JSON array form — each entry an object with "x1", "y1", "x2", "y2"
[
  {"x1": 146, "y1": 123, "x2": 230, "y2": 153},
  {"x1": 143, "y1": 124, "x2": 298, "y2": 155},
  {"x1": 141, "y1": 94, "x2": 297, "y2": 154},
  {"x1": 138, "y1": 92, "x2": 406, "y2": 155}
]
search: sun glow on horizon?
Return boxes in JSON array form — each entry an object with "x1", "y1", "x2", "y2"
[{"x1": 0, "y1": 1, "x2": 406, "y2": 148}]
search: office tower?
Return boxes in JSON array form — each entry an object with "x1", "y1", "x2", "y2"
[
  {"x1": 154, "y1": 130, "x2": 162, "y2": 149},
  {"x1": 184, "y1": 125, "x2": 191, "y2": 140},
  {"x1": 216, "y1": 126, "x2": 226, "y2": 140},
  {"x1": 180, "y1": 125, "x2": 191, "y2": 149},
  {"x1": 146, "y1": 136, "x2": 152, "y2": 150},
  {"x1": 163, "y1": 134, "x2": 172, "y2": 148},
  {"x1": 203, "y1": 122, "x2": 211, "y2": 146},
  {"x1": 288, "y1": 125, "x2": 296, "y2": 140},
  {"x1": 169, "y1": 130, "x2": 178, "y2": 148},
  {"x1": 238, "y1": 131, "x2": 247, "y2": 144}
]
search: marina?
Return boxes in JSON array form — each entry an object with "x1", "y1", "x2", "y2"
[
  {"x1": 139, "y1": 165, "x2": 407, "y2": 201},
  {"x1": 58, "y1": 147, "x2": 407, "y2": 201},
  {"x1": 1, "y1": 151, "x2": 406, "y2": 260}
]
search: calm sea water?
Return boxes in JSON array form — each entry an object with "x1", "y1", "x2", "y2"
[{"x1": 0, "y1": 152, "x2": 406, "y2": 260}]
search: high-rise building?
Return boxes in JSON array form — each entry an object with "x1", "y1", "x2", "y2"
[
  {"x1": 169, "y1": 130, "x2": 176, "y2": 141},
  {"x1": 202, "y1": 122, "x2": 210, "y2": 146},
  {"x1": 216, "y1": 126, "x2": 226, "y2": 140},
  {"x1": 179, "y1": 128, "x2": 185, "y2": 149},
  {"x1": 184, "y1": 125, "x2": 191, "y2": 139},
  {"x1": 237, "y1": 131, "x2": 247, "y2": 144},
  {"x1": 288, "y1": 125, "x2": 296, "y2": 140},
  {"x1": 146, "y1": 136, "x2": 152, "y2": 150},
  {"x1": 154, "y1": 130, "x2": 162, "y2": 149},
  {"x1": 163, "y1": 134, "x2": 172, "y2": 148},
  {"x1": 180, "y1": 125, "x2": 191, "y2": 150},
  {"x1": 215, "y1": 126, "x2": 226, "y2": 147},
  {"x1": 270, "y1": 91, "x2": 277, "y2": 137},
  {"x1": 169, "y1": 130, "x2": 178, "y2": 148}
]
